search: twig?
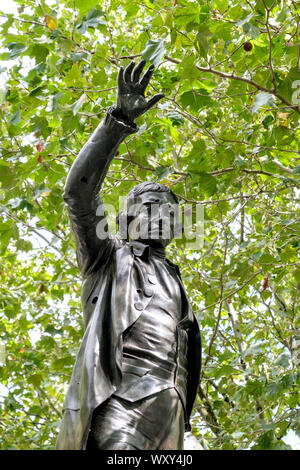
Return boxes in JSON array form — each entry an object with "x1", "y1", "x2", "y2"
[
  {"x1": 165, "y1": 55, "x2": 300, "y2": 114},
  {"x1": 204, "y1": 232, "x2": 228, "y2": 367}
]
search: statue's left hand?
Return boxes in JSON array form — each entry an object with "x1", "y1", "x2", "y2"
[{"x1": 116, "y1": 60, "x2": 164, "y2": 124}]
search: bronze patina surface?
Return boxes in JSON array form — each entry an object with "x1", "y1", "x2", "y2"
[{"x1": 56, "y1": 61, "x2": 201, "y2": 450}]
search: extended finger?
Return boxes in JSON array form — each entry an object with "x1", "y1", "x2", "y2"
[
  {"x1": 139, "y1": 64, "x2": 155, "y2": 90},
  {"x1": 117, "y1": 66, "x2": 125, "y2": 92},
  {"x1": 146, "y1": 93, "x2": 165, "y2": 110},
  {"x1": 132, "y1": 60, "x2": 146, "y2": 83},
  {"x1": 124, "y1": 61, "x2": 135, "y2": 83}
]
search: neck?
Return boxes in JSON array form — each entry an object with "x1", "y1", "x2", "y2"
[{"x1": 149, "y1": 244, "x2": 166, "y2": 259}]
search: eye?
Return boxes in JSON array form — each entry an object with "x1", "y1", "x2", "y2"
[{"x1": 142, "y1": 202, "x2": 153, "y2": 214}]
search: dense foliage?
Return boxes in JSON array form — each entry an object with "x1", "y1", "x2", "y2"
[{"x1": 0, "y1": 0, "x2": 299, "y2": 450}]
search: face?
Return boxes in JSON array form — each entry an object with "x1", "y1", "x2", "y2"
[{"x1": 127, "y1": 191, "x2": 179, "y2": 247}]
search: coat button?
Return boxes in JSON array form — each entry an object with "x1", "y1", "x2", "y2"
[
  {"x1": 143, "y1": 286, "x2": 153, "y2": 297},
  {"x1": 148, "y1": 275, "x2": 156, "y2": 285},
  {"x1": 134, "y1": 302, "x2": 144, "y2": 311}
]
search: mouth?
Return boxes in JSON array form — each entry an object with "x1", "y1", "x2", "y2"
[{"x1": 147, "y1": 229, "x2": 171, "y2": 239}]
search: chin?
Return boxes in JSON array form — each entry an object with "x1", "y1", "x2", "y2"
[{"x1": 146, "y1": 238, "x2": 171, "y2": 247}]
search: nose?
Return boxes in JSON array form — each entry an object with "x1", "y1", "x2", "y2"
[
  {"x1": 149, "y1": 207, "x2": 174, "y2": 232},
  {"x1": 149, "y1": 206, "x2": 165, "y2": 224}
]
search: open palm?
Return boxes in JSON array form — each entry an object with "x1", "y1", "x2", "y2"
[{"x1": 116, "y1": 60, "x2": 164, "y2": 123}]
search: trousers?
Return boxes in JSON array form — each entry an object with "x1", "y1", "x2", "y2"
[{"x1": 86, "y1": 388, "x2": 184, "y2": 450}]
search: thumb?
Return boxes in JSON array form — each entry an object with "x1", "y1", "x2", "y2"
[{"x1": 146, "y1": 93, "x2": 165, "y2": 110}]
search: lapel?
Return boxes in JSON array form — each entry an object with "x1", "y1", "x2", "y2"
[
  {"x1": 165, "y1": 258, "x2": 194, "y2": 325},
  {"x1": 112, "y1": 242, "x2": 153, "y2": 336}
]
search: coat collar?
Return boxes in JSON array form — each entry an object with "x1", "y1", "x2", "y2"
[
  {"x1": 128, "y1": 241, "x2": 181, "y2": 277},
  {"x1": 129, "y1": 241, "x2": 150, "y2": 259},
  {"x1": 128, "y1": 241, "x2": 165, "y2": 260}
]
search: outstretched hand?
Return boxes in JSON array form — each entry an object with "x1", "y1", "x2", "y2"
[{"x1": 116, "y1": 60, "x2": 164, "y2": 123}]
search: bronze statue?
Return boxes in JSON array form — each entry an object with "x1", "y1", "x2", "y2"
[{"x1": 56, "y1": 60, "x2": 201, "y2": 450}]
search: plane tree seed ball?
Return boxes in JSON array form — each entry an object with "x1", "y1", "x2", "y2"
[{"x1": 243, "y1": 41, "x2": 253, "y2": 52}]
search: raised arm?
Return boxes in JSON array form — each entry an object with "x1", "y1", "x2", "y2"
[{"x1": 63, "y1": 60, "x2": 164, "y2": 276}]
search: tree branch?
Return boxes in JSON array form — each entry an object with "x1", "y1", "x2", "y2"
[
  {"x1": 197, "y1": 385, "x2": 222, "y2": 437},
  {"x1": 165, "y1": 55, "x2": 300, "y2": 114}
]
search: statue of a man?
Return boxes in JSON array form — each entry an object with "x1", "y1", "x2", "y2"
[{"x1": 56, "y1": 61, "x2": 201, "y2": 450}]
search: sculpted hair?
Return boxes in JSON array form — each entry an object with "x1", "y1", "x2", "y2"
[{"x1": 125, "y1": 182, "x2": 178, "y2": 208}]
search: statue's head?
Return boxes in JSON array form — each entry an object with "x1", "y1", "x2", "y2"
[{"x1": 117, "y1": 182, "x2": 180, "y2": 248}]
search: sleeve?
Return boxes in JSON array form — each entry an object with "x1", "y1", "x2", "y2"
[{"x1": 63, "y1": 108, "x2": 138, "y2": 277}]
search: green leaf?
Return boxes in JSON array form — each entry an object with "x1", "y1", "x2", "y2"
[
  {"x1": 167, "y1": 111, "x2": 185, "y2": 127},
  {"x1": 76, "y1": 8, "x2": 106, "y2": 34},
  {"x1": 45, "y1": 325, "x2": 64, "y2": 336},
  {"x1": 28, "y1": 374, "x2": 43, "y2": 388},
  {"x1": 214, "y1": 364, "x2": 234, "y2": 379},
  {"x1": 5, "y1": 42, "x2": 27, "y2": 59},
  {"x1": 195, "y1": 25, "x2": 211, "y2": 58},
  {"x1": 277, "y1": 7, "x2": 288, "y2": 23},
  {"x1": 181, "y1": 54, "x2": 200, "y2": 83},
  {"x1": 262, "y1": 114, "x2": 274, "y2": 129},
  {"x1": 251, "y1": 92, "x2": 275, "y2": 114},
  {"x1": 30, "y1": 116, "x2": 51, "y2": 139},
  {"x1": 0, "y1": 161, "x2": 16, "y2": 188},
  {"x1": 1, "y1": 14, "x2": 14, "y2": 34},
  {"x1": 179, "y1": 88, "x2": 212, "y2": 111},
  {"x1": 266, "y1": 374, "x2": 294, "y2": 398},
  {"x1": 71, "y1": 94, "x2": 87, "y2": 115},
  {"x1": 28, "y1": 44, "x2": 50, "y2": 63},
  {"x1": 0, "y1": 219, "x2": 13, "y2": 231},
  {"x1": 29, "y1": 86, "x2": 44, "y2": 97},
  {"x1": 242, "y1": 343, "x2": 263, "y2": 358},
  {"x1": 64, "y1": 63, "x2": 84, "y2": 87},
  {"x1": 237, "y1": 13, "x2": 254, "y2": 27},
  {"x1": 196, "y1": 173, "x2": 217, "y2": 196},
  {"x1": 274, "y1": 353, "x2": 290, "y2": 368},
  {"x1": 70, "y1": 52, "x2": 89, "y2": 63},
  {"x1": 154, "y1": 165, "x2": 174, "y2": 181},
  {"x1": 9, "y1": 110, "x2": 21, "y2": 125},
  {"x1": 199, "y1": 5, "x2": 210, "y2": 24},
  {"x1": 214, "y1": 0, "x2": 229, "y2": 10},
  {"x1": 243, "y1": 22, "x2": 260, "y2": 38},
  {"x1": 292, "y1": 165, "x2": 300, "y2": 175},
  {"x1": 142, "y1": 39, "x2": 165, "y2": 66},
  {"x1": 251, "y1": 431, "x2": 275, "y2": 450},
  {"x1": 258, "y1": 252, "x2": 278, "y2": 264},
  {"x1": 76, "y1": 0, "x2": 101, "y2": 15}
]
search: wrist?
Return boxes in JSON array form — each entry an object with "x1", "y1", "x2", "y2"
[
  {"x1": 108, "y1": 105, "x2": 136, "y2": 129},
  {"x1": 102, "y1": 106, "x2": 138, "y2": 139}
]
